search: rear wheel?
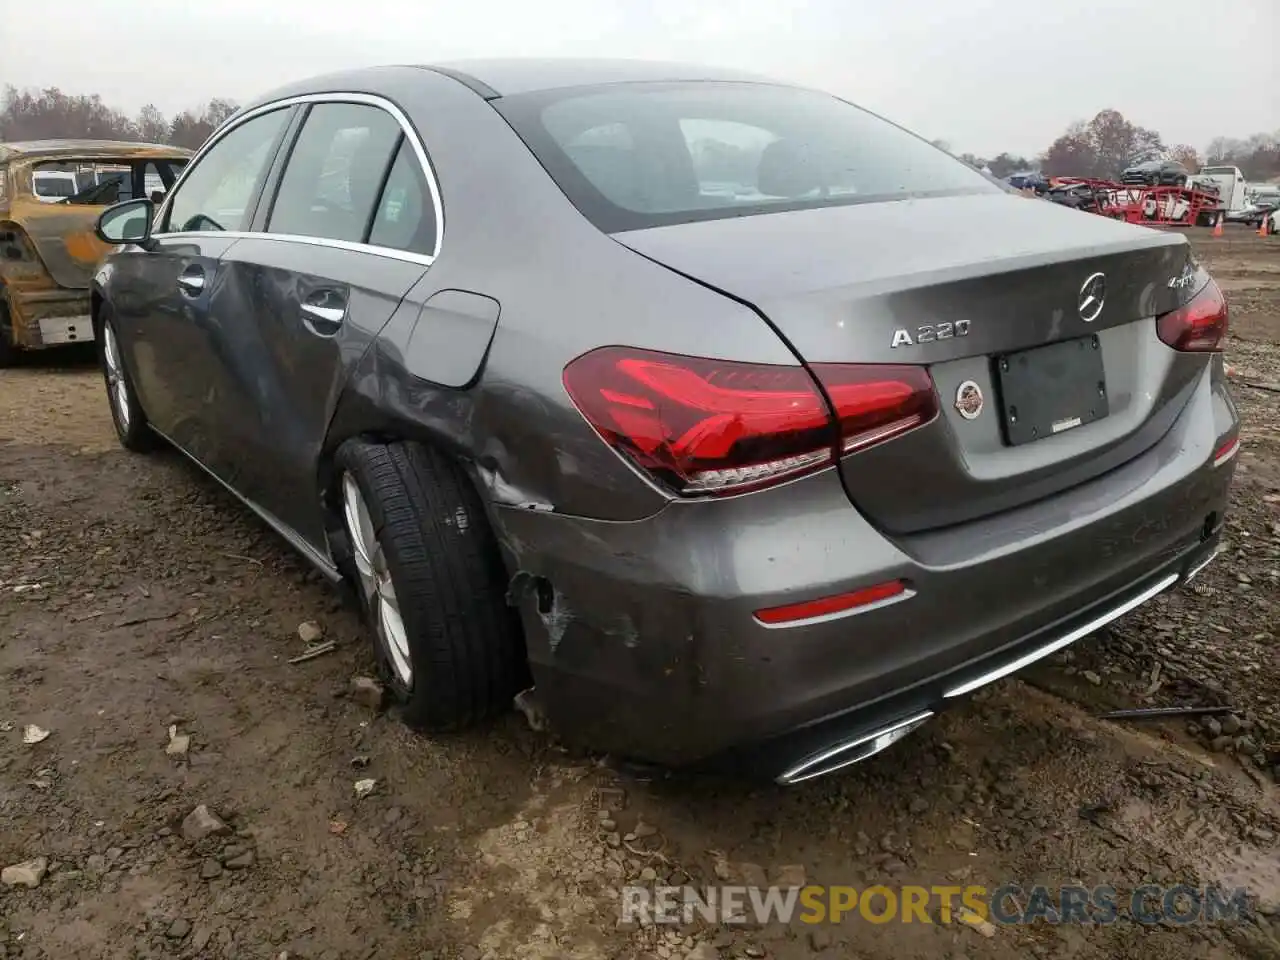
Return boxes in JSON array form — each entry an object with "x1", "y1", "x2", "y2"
[
  {"x1": 98, "y1": 306, "x2": 158, "y2": 452},
  {"x1": 335, "y1": 438, "x2": 526, "y2": 731}
]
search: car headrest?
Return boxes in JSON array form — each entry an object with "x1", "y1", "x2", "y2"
[{"x1": 757, "y1": 139, "x2": 821, "y2": 198}]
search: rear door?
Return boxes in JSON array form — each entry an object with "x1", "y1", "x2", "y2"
[
  {"x1": 112, "y1": 107, "x2": 295, "y2": 460},
  {"x1": 203, "y1": 99, "x2": 439, "y2": 549}
]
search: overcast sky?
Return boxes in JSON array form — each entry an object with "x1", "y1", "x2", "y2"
[{"x1": 1, "y1": 0, "x2": 1274, "y2": 157}]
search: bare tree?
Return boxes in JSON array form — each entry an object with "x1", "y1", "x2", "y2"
[
  {"x1": 1040, "y1": 121, "x2": 1096, "y2": 178},
  {"x1": 0, "y1": 85, "x2": 139, "y2": 141},
  {"x1": 135, "y1": 104, "x2": 169, "y2": 143},
  {"x1": 1167, "y1": 144, "x2": 1200, "y2": 173},
  {"x1": 1041, "y1": 111, "x2": 1165, "y2": 179},
  {"x1": 168, "y1": 98, "x2": 241, "y2": 150},
  {"x1": 0, "y1": 86, "x2": 237, "y2": 151},
  {"x1": 1204, "y1": 131, "x2": 1280, "y2": 179}
]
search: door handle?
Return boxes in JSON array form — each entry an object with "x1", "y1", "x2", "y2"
[
  {"x1": 300, "y1": 288, "x2": 347, "y2": 335},
  {"x1": 177, "y1": 266, "x2": 205, "y2": 296},
  {"x1": 300, "y1": 302, "x2": 346, "y2": 326}
]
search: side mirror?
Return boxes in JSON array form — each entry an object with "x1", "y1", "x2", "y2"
[{"x1": 96, "y1": 198, "x2": 155, "y2": 248}]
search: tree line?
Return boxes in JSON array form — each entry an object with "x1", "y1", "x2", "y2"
[
  {"x1": 3, "y1": 85, "x2": 1278, "y2": 186},
  {"x1": 940, "y1": 109, "x2": 1280, "y2": 183},
  {"x1": 0, "y1": 86, "x2": 238, "y2": 151}
]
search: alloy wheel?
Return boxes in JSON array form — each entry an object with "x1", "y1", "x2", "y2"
[
  {"x1": 102, "y1": 322, "x2": 131, "y2": 431},
  {"x1": 341, "y1": 473, "x2": 413, "y2": 688}
]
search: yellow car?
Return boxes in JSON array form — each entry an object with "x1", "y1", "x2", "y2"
[{"x1": 0, "y1": 139, "x2": 192, "y2": 364}]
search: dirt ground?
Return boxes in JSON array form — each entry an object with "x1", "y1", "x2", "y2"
[{"x1": 2, "y1": 227, "x2": 1278, "y2": 960}]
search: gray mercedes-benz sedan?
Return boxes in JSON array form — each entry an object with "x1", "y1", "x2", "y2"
[{"x1": 90, "y1": 59, "x2": 1238, "y2": 783}]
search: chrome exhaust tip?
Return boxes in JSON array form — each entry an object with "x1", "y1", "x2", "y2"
[{"x1": 776, "y1": 711, "x2": 934, "y2": 785}]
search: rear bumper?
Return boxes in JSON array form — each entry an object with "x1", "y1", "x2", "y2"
[
  {"x1": 753, "y1": 537, "x2": 1218, "y2": 784},
  {"x1": 494, "y1": 368, "x2": 1238, "y2": 777},
  {"x1": 4, "y1": 288, "x2": 94, "y2": 348}
]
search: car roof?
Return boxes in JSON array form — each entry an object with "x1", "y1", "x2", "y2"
[
  {"x1": 0, "y1": 139, "x2": 192, "y2": 162},
  {"x1": 235, "y1": 59, "x2": 795, "y2": 119},
  {"x1": 420, "y1": 58, "x2": 777, "y2": 98}
]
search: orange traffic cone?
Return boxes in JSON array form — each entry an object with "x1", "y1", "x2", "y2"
[{"x1": 1213, "y1": 214, "x2": 1224, "y2": 237}]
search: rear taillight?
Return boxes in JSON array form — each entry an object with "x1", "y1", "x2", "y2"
[
  {"x1": 1157, "y1": 279, "x2": 1228, "y2": 352},
  {"x1": 561, "y1": 347, "x2": 938, "y2": 497},
  {"x1": 1212, "y1": 436, "x2": 1240, "y2": 468}
]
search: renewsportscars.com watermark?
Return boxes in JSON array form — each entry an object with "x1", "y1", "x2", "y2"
[{"x1": 621, "y1": 883, "x2": 1253, "y2": 927}]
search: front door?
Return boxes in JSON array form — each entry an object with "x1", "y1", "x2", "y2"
[
  {"x1": 109, "y1": 233, "x2": 239, "y2": 460},
  {"x1": 118, "y1": 106, "x2": 295, "y2": 465}
]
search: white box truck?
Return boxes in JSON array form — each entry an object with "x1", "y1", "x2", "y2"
[{"x1": 1190, "y1": 166, "x2": 1248, "y2": 212}]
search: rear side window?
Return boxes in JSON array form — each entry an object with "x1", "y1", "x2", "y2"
[
  {"x1": 367, "y1": 140, "x2": 437, "y2": 255},
  {"x1": 497, "y1": 82, "x2": 1000, "y2": 232},
  {"x1": 268, "y1": 103, "x2": 401, "y2": 243},
  {"x1": 165, "y1": 109, "x2": 289, "y2": 232}
]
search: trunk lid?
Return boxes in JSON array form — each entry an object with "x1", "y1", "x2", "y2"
[{"x1": 614, "y1": 193, "x2": 1201, "y2": 533}]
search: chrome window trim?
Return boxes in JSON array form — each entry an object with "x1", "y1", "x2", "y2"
[
  {"x1": 152, "y1": 92, "x2": 444, "y2": 260},
  {"x1": 153, "y1": 229, "x2": 434, "y2": 267}
]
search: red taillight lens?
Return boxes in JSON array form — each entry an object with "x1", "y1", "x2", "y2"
[
  {"x1": 562, "y1": 347, "x2": 938, "y2": 496},
  {"x1": 1213, "y1": 436, "x2": 1240, "y2": 467},
  {"x1": 812, "y1": 363, "x2": 939, "y2": 455},
  {"x1": 1157, "y1": 279, "x2": 1228, "y2": 352}
]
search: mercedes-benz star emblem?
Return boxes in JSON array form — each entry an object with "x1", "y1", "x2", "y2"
[
  {"x1": 955, "y1": 380, "x2": 984, "y2": 420},
  {"x1": 1078, "y1": 272, "x2": 1106, "y2": 322}
]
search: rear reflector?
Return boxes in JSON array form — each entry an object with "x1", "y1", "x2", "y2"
[
  {"x1": 1157, "y1": 279, "x2": 1228, "y2": 352},
  {"x1": 562, "y1": 347, "x2": 938, "y2": 497},
  {"x1": 1213, "y1": 436, "x2": 1240, "y2": 467},
  {"x1": 754, "y1": 580, "x2": 907, "y2": 625}
]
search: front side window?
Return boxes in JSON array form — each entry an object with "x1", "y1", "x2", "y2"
[
  {"x1": 366, "y1": 140, "x2": 437, "y2": 255},
  {"x1": 497, "y1": 81, "x2": 1000, "y2": 232},
  {"x1": 165, "y1": 108, "x2": 290, "y2": 233},
  {"x1": 267, "y1": 103, "x2": 402, "y2": 243}
]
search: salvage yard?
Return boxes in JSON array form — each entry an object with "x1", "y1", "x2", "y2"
[{"x1": 1, "y1": 227, "x2": 1278, "y2": 960}]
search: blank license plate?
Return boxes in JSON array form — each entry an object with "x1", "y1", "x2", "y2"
[{"x1": 995, "y1": 335, "x2": 1109, "y2": 446}]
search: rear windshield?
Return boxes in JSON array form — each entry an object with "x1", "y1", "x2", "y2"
[
  {"x1": 33, "y1": 173, "x2": 77, "y2": 198},
  {"x1": 496, "y1": 81, "x2": 1000, "y2": 232}
]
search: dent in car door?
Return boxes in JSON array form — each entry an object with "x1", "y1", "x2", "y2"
[
  {"x1": 109, "y1": 234, "x2": 241, "y2": 462},
  {"x1": 206, "y1": 238, "x2": 427, "y2": 548}
]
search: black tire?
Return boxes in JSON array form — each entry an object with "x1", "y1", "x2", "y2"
[
  {"x1": 335, "y1": 438, "x2": 527, "y2": 731},
  {"x1": 97, "y1": 304, "x2": 159, "y2": 453},
  {"x1": 0, "y1": 299, "x2": 19, "y2": 368}
]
